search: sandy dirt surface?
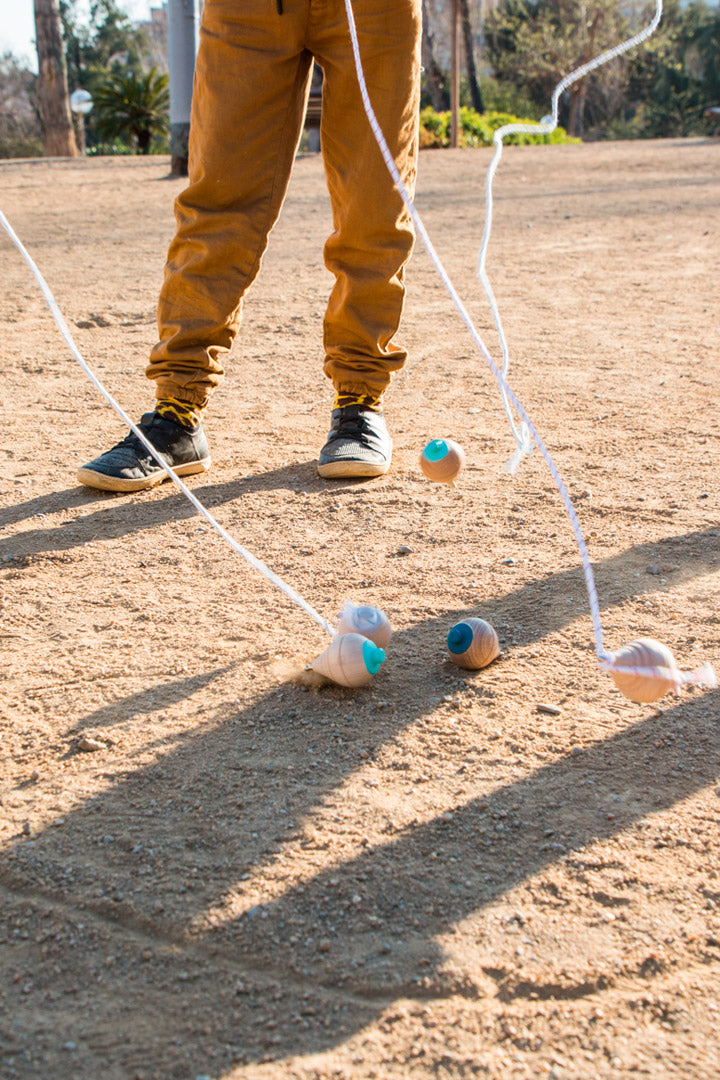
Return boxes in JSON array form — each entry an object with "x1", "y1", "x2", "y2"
[{"x1": 1, "y1": 138, "x2": 720, "y2": 1080}]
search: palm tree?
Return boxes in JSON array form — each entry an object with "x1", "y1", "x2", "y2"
[{"x1": 92, "y1": 66, "x2": 169, "y2": 153}]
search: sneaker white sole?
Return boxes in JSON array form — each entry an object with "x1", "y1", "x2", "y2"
[
  {"x1": 76, "y1": 457, "x2": 211, "y2": 493},
  {"x1": 316, "y1": 458, "x2": 390, "y2": 479}
]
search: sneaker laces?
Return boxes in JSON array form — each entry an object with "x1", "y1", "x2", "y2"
[
  {"x1": 115, "y1": 427, "x2": 150, "y2": 453},
  {"x1": 110, "y1": 415, "x2": 161, "y2": 455},
  {"x1": 334, "y1": 409, "x2": 374, "y2": 445}
]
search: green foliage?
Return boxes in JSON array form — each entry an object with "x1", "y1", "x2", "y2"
[
  {"x1": 60, "y1": 0, "x2": 150, "y2": 90},
  {"x1": 421, "y1": 72, "x2": 541, "y2": 121},
  {"x1": 484, "y1": 0, "x2": 630, "y2": 136},
  {"x1": 85, "y1": 139, "x2": 135, "y2": 156},
  {"x1": 623, "y1": 0, "x2": 720, "y2": 137},
  {"x1": 59, "y1": 0, "x2": 157, "y2": 153},
  {"x1": 419, "y1": 105, "x2": 450, "y2": 146},
  {"x1": 477, "y1": 76, "x2": 542, "y2": 122},
  {"x1": 91, "y1": 66, "x2": 169, "y2": 154},
  {"x1": 0, "y1": 132, "x2": 43, "y2": 158},
  {"x1": 483, "y1": 0, "x2": 720, "y2": 139},
  {"x1": 419, "y1": 105, "x2": 579, "y2": 148}
]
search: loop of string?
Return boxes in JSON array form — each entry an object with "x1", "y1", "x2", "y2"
[
  {"x1": 478, "y1": 0, "x2": 664, "y2": 468},
  {"x1": 343, "y1": 0, "x2": 715, "y2": 693},
  {"x1": 0, "y1": 208, "x2": 336, "y2": 639}
]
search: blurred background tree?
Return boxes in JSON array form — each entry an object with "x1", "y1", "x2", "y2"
[
  {"x1": 60, "y1": 0, "x2": 151, "y2": 90},
  {"x1": 482, "y1": 0, "x2": 720, "y2": 138},
  {"x1": 1, "y1": 0, "x2": 719, "y2": 158},
  {"x1": 0, "y1": 52, "x2": 43, "y2": 157},
  {"x1": 90, "y1": 65, "x2": 169, "y2": 153},
  {"x1": 57, "y1": 0, "x2": 166, "y2": 152},
  {"x1": 620, "y1": 0, "x2": 720, "y2": 137},
  {"x1": 484, "y1": 0, "x2": 635, "y2": 137}
]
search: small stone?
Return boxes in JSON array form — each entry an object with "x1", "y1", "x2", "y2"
[
  {"x1": 396, "y1": 545, "x2": 414, "y2": 555},
  {"x1": 537, "y1": 702, "x2": 561, "y2": 716},
  {"x1": 77, "y1": 736, "x2": 105, "y2": 752},
  {"x1": 503, "y1": 557, "x2": 516, "y2": 565},
  {"x1": 318, "y1": 939, "x2": 331, "y2": 952}
]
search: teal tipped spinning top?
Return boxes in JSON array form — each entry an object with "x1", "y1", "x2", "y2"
[
  {"x1": 419, "y1": 439, "x2": 466, "y2": 485},
  {"x1": 311, "y1": 632, "x2": 386, "y2": 687}
]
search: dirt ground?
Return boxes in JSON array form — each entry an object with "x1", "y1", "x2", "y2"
[{"x1": 1, "y1": 137, "x2": 719, "y2": 1080}]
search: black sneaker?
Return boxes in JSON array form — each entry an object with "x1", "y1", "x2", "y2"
[
  {"x1": 77, "y1": 411, "x2": 211, "y2": 493},
  {"x1": 317, "y1": 405, "x2": 392, "y2": 479}
]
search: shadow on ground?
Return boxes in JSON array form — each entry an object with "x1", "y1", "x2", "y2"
[
  {"x1": 3, "y1": 467, "x2": 719, "y2": 1076},
  {"x1": 2, "y1": 613, "x2": 719, "y2": 1075}
]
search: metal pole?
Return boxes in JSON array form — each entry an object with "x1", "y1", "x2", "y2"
[
  {"x1": 69, "y1": 89, "x2": 92, "y2": 157},
  {"x1": 450, "y1": 0, "x2": 460, "y2": 148},
  {"x1": 76, "y1": 113, "x2": 86, "y2": 155},
  {"x1": 167, "y1": 0, "x2": 200, "y2": 176}
]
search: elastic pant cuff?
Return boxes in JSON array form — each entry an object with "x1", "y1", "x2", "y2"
[
  {"x1": 154, "y1": 382, "x2": 211, "y2": 410},
  {"x1": 333, "y1": 380, "x2": 390, "y2": 398}
]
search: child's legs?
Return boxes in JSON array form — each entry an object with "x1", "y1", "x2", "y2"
[
  {"x1": 312, "y1": 0, "x2": 421, "y2": 398},
  {"x1": 148, "y1": 0, "x2": 314, "y2": 407}
]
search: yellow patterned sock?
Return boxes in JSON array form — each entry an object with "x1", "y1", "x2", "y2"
[
  {"x1": 334, "y1": 391, "x2": 383, "y2": 412},
  {"x1": 156, "y1": 397, "x2": 204, "y2": 430}
]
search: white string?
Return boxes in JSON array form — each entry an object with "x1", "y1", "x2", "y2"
[
  {"x1": 0, "y1": 208, "x2": 336, "y2": 639},
  {"x1": 478, "y1": 0, "x2": 665, "y2": 469},
  {"x1": 342, "y1": 0, "x2": 716, "y2": 693},
  {"x1": 3, "y1": 9, "x2": 716, "y2": 694}
]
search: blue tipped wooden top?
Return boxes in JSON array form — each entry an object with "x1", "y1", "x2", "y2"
[{"x1": 423, "y1": 439, "x2": 449, "y2": 462}]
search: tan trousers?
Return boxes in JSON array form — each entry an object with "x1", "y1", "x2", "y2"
[{"x1": 147, "y1": 0, "x2": 422, "y2": 407}]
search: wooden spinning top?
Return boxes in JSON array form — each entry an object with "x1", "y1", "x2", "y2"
[
  {"x1": 447, "y1": 617, "x2": 500, "y2": 670},
  {"x1": 311, "y1": 632, "x2": 386, "y2": 688},
  {"x1": 419, "y1": 439, "x2": 466, "y2": 486},
  {"x1": 335, "y1": 602, "x2": 392, "y2": 649},
  {"x1": 609, "y1": 637, "x2": 678, "y2": 703}
]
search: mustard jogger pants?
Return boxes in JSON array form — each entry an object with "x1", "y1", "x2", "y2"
[{"x1": 147, "y1": 0, "x2": 422, "y2": 408}]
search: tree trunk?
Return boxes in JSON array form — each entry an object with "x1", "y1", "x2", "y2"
[
  {"x1": 458, "y1": 0, "x2": 484, "y2": 113},
  {"x1": 34, "y1": 0, "x2": 77, "y2": 157},
  {"x1": 568, "y1": 84, "x2": 586, "y2": 138},
  {"x1": 422, "y1": 0, "x2": 449, "y2": 111}
]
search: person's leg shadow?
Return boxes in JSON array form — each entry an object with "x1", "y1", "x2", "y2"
[{"x1": 3, "y1": 650, "x2": 718, "y2": 1076}]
